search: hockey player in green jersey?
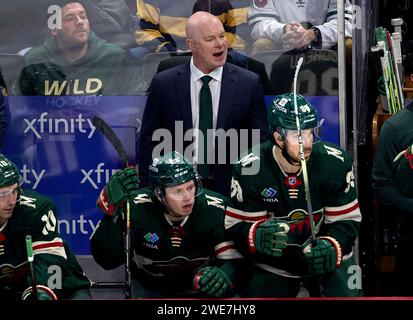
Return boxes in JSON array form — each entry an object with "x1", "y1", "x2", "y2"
[
  {"x1": 0, "y1": 154, "x2": 91, "y2": 301},
  {"x1": 225, "y1": 93, "x2": 362, "y2": 297},
  {"x1": 91, "y1": 151, "x2": 243, "y2": 298}
]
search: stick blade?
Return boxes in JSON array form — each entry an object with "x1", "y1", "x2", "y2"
[{"x1": 92, "y1": 116, "x2": 128, "y2": 167}]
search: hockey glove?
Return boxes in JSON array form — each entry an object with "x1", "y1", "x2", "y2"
[
  {"x1": 21, "y1": 285, "x2": 58, "y2": 300},
  {"x1": 249, "y1": 220, "x2": 289, "y2": 257},
  {"x1": 193, "y1": 266, "x2": 233, "y2": 298},
  {"x1": 304, "y1": 236, "x2": 342, "y2": 275},
  {"x1": 97, "y1": 167, "x2": 139, "y2": 216}
]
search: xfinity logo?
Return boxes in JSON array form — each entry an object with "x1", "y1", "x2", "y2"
[
  {"x1": 80, "y1": 163, "x2": 119, "y2": 189},
  {"x1": 24, "y1": 112, "x2": 96, "y2": 139},
  {"x1": 21, "y1": 165, "x2": 45, "y2": 189},
  {"x1": 58, "y1": 215, "x2": 99, "y2": 237}
]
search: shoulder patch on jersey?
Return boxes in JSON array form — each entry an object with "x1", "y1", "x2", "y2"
[
  {"x1": 237, "y1": 153, "x2": 260, "y2": 167},
  {"x1": 19, "y1": 195, "x2": 37, "y2": 209},
  {"x1": 323, "y1": 144, "x2": 344, "y2": 162},
  {"x1": 205, "y1": 194, "x2": 225, "y2": 210},
  {"x1": 231, "y1": 178, "x2": 243, "y2": 202},
  {"x1": 41, "y1": 210, "x2": 57, "y2": 236},
  {"x1": 344, "y1": 170, "x2": 356, "y2": 193},
  {"x1": 133, "y1": 193, "x2": 153, "y2": 204}
]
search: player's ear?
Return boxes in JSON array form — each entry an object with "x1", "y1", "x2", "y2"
[
  {"x1": 154, "y1": 188, "x2": 163, "y2": 203},
  {"x1": 273, "y1": 131, "x2": 283, "y2": 142}
]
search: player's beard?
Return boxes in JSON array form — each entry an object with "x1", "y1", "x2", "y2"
[{"x1": 285, "y1": 146, "x2": 312, "y2": 164}]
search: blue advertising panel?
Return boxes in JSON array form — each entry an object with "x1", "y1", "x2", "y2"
[
  {"x1": 3, "y1": 95, "x2": 338, "y2": 255},
  {"x1": 3, "y1": 96, "x2": 145, "y2": 254}
]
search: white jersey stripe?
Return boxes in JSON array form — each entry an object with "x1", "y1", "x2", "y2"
[
  {"x1": 32, "y1": 237, "x2": 67, "y2": 259},
  {"x1": 216, "y1": 248, "x2": 243, "y2": 260},
  {"x1": 324, "y1": 209, "x2": 362, "y2": 223},
  {"x1": 215, "y1": 241, "x2": 244, "y2": 259},
  {"x1": 324, "y1": 199, "x2": 359, "y2": 213},
  {"x1": 226, "y1": 206, "x2": 267, "y2": 219},
  {"x1": 324, "y1": 199, "x2": 362, "y2": 223}
]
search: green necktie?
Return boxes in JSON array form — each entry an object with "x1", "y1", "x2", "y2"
[{"x1": 198, "y1": 75, "x2": 213, "y2": 179}]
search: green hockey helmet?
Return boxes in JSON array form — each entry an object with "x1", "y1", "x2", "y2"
[
  {"x1": 0, "y1": 154, "x2": 21, "y2": 188},
  {"x1": 268, "y1": 93, "x2": 318, "y2": 132},
  {"x1": 149, "y1": 151, "x2": 202, "y2": 195}
]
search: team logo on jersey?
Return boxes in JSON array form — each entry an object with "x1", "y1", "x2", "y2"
[
  {"x1": 287, "y1": 209, "x2": 322, "y2": 233},
  {"x1": 284, "y1": 175, "x2": 302, "y2": 199},
  {"x1": 280, "y1": 209, "x2": 323, "y2": 245},
  {"x1": 143, "y1": 232, "x2": 159, "y2": 249},
  {"x1": 254, "y1": 0, "x2": 267, "y2": 8},
  {"x1": 261, "y1": 187, "x2": 279, "y2": 203}
]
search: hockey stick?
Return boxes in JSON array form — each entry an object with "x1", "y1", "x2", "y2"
[
  {"x1": 386, "y1": 30, "x2": 403, "y2": 112},
  {"x1": 293, "y1": 57, "x2": 316, "y2": 241},
  {"x1": 390, "y1": 31, "x2": 404, "y2": 108},
  {"x1": 25, "y1": 235, "x2": 38, "y2": 300},
  {"x1": 92, "y1": 116, "x2": 132, "y2": 299}
]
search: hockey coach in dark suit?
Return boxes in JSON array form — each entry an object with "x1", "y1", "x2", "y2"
[{"x1": 139, "y1": 11, "x2": 268, "y2": 197}]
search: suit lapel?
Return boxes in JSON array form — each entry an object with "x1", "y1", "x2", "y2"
[
  {"x1": 174, "y1": 64, "x2": 193, "y2": 130},
  {"x1": 217, "y1": 63, "x2": 237, "y2": 129}
]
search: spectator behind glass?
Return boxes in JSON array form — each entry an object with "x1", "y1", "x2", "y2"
[
  {"x1": 372, "y1": 52, "x2": 413, "y2": 296},
  {"x1": 248, "y1": 0, "x2": 352, "y2": 52},
  {"x1": 16, "y1": 1, "x2": 145, "y2": 96},
  {"x1": 133, "y1": 0, "x2": 252, "y2": 57},
  {"x1": 0, "y1": 0, "x2": 137, "y2": 55}
]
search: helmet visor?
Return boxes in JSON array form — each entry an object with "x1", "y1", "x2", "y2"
[
  {"x1": 283, "y1": 128, "x2": 320, "y2": 145},
  {"x1": 0, "y1": 176, "x2": 23, "y2": 203},
  {"x1": 164, "y1": 178, "x2": 203, "y2": 201}
]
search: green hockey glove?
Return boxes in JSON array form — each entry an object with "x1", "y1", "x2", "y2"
[
  {"x1": 249, "y1": 220, "x2": 289, "y2": 257},
  {"x1": 21, "y1": 285, "x2": 58, "y2": 300},
  {"x1": 97, "y1": 167, "x2": 139, "y2": 216},
  {"x1": 304, "y1": 236, "x2": 342, "y2": 275},
  {"x1": 193, "y1": 266, "x2": 233, "y2": 298}
]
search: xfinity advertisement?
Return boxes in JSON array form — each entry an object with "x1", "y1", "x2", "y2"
[{"x1": 2, "y1": 95, "x2": 339, "y2": 255}]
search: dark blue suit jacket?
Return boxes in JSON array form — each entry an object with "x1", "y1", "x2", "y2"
[{"x1": 138, "y1": 62, "x2": 269, "y2": 196}]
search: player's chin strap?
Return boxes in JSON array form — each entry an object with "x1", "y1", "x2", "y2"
[{"x1": 274, "y1": 139, "x2": 301, "y2": 167}]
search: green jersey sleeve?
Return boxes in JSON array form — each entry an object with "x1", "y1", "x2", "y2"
[{"x1": 314, "y1": 143, "x2": 362, "y2": 255}]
